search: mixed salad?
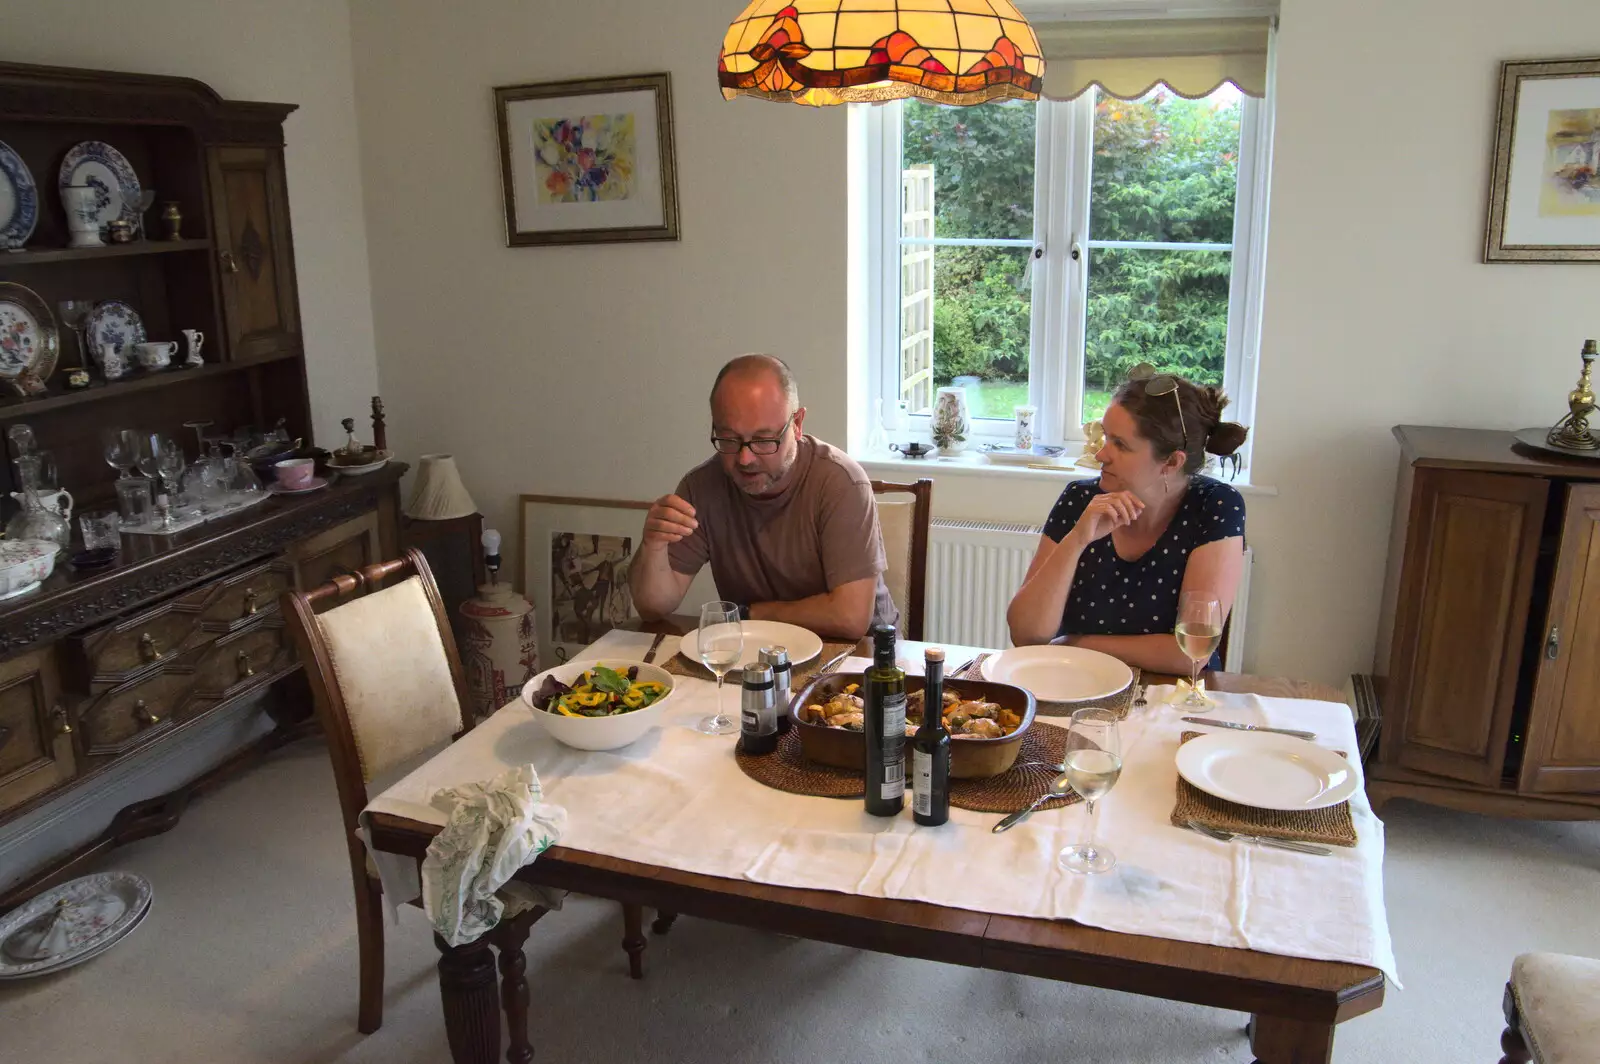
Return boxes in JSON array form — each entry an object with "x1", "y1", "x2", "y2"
[{"x1": 531, "y1": 664, "x2": 669, "y2": 717}]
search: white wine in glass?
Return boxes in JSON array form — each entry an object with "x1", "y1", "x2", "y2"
[
  {"x1": 1175, "y1": 592, "x2": 1223, "y2": 707},
  {"x1": 1059, "y1": 707, "x2": 1122, "y2": 875},
  {"x1": 696, "y1": 600, "x2": 743, "y2": 736}
]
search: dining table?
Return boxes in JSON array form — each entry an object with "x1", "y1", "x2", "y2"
[{"x1": 361, "y1": 619, "x2": 1391, "y2": 1064}]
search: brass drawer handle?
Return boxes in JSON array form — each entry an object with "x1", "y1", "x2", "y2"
[
  {"x1": 132, "y1": 699, "x2": 160, "y2": 728},
  {"x1": 139, "y1": 632, "x2": 162, "y2": 662},
  {"x1": 242, "y1": 588, "x2": 260, "y2": 617},
  {"x1": 51, "y1": 705, "x2": 72, "y2": 736},
  {"x1": 237, "y1": 650, "x2": 256, "y2": 680}
]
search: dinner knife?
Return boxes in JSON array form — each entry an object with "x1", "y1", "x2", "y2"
[{"x1": 1182, "y1": 716, "x2": 1316, "y2": 741}]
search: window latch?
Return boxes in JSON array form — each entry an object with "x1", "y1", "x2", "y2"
[{"x1": 1070, "y1": 239, "x2": 1083, "y2": 262}]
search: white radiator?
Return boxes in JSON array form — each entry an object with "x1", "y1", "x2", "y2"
[{"x1": 925, "y1": 519, "x2": 1253, "y2": 671}]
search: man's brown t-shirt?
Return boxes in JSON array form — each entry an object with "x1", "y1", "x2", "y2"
[{"x1": 667, "y1": 436, "x2": 899, "y2": 630}]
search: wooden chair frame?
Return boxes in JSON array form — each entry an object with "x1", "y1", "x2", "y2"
[
  {"x1": 871, "y1": 478, "x2": 933, "y2": 641},
  {"x1": 284, "y1": 549, "x2": 655, "y2": 1034}
]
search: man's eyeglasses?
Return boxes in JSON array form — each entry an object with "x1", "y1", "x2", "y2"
[
  {"x1": 1128, "y1": 365, "x2": 1187, "y2": 443},
  {"x1": 711, "y1": 414, "x2": 794, "y2": 456}
]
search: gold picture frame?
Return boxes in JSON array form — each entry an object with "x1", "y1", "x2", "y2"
[
  {"x1": 1484, "y1": 56, "x2": 1600, "y2": 263},
  {"x1": 494, "y1": 72, "x2": 680, "y2": 247}
]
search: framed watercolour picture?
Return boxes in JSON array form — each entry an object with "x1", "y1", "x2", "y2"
[
  {"x1": 495, "y1": 73, "x2": 680, "y2": 247},
  {"x1": 518, "y1": 495, "x2": 718, "y2": 666},
  {"x1": 1485, "y1": 56, "x2": 1600, "y2": 263}
]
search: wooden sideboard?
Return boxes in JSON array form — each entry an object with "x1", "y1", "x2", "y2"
[
  {"x1": 0, "y1": 62, "x2": 404, "y2": 908},
  {"x1": 1369, "y1": 426, "x2": 1600, "y2": 817}
]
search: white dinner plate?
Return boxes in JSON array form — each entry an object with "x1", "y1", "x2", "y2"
[
  {"x1": 980, "y1": 645, "x2": 1133, "y2": 702},
  {"x1": 1175, "y1": 731, "x2": 1358, "y2": 811},
  {"x1": 676, "y1": 620, "x2": 823, "y2": 672}
]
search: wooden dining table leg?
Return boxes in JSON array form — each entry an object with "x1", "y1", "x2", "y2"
[
  {"x1": 1247, "y1": 1013, "x2": 1336, "y2": 1064},
  {"x1": 622, "y1": 901, "x2": 646, "y2": 979},
  {"x1": 495, "y1": 908, "x2": 544, "y2": 1064},
  {"x1": 436, "y1": 933, "x2": 500, "y2": 1064}
]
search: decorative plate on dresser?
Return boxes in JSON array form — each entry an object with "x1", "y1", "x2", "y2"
[
  {"x1": 57, "y1": 140, "x2": 141, "y2": 231},
  {"x1": 0, "y1": 138, "x2": 37, "y2": 248},
  {"x1": 85, "y1": 298, "x2": 145, "y2": 365},
  {"x1": 0, "y1": 282, "x2": 59, "y2": 384}
]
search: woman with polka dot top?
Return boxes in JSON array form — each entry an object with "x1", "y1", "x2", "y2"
[{"x1": 1006, "y1": 372, "x2": 1250, "y2": 673}]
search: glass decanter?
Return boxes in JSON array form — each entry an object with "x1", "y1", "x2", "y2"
[{"x1": 6, "y1": 454, "x2": 69, "y2": 551}]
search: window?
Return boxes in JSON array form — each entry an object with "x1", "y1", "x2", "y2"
[{"x1": 864, "y1": 82, "x2": 1271, "y2": 461}]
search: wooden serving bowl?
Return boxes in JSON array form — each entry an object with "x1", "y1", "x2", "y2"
[{"x1": 790, "y1": 672, "x2": 1037, "y2": 779}]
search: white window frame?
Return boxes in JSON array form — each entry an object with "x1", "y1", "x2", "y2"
[{"x1": 862, "y1": 88, "x2": 1273, "y2": 468}]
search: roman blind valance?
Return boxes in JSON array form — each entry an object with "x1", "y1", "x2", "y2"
[{"x1": 1036, "y1": 18, "x2": 1271, "y2": 100}]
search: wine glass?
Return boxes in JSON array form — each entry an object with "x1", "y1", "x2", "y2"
[
  {"x1": 1058, "y1": 708, "x2": 1123, "y2": 875},
  {"x1": 58, "y1": 301, "x2": 92, "y2": 369},
  {"x1": 103, "y1": 429, "x2": 140, "y2": 479},
  {"x1": 1175, "y1": 591, "x2": 1224, "y2": 707},
  {"x1": 695, "y1": 600, "x2": 744, "y2": 736},
  {"x1": 135, "y1": 191, "x2": 156, "y2": 240}
]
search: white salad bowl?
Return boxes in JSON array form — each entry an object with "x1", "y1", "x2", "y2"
[{"x1": 520, "y1": 659, "x2": 677, "y2": 751}]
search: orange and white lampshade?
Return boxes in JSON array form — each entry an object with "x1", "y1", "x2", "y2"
[{"x1": 719, "y1": 1, "x2": 1043, "y2": 107}]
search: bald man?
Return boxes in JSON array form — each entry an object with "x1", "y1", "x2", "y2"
[{"x1": 629, "y1": 354, "x2": 897, "y2": 641}]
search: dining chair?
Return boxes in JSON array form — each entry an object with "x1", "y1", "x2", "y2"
[
  {"x1": 283, "y1": 548, "x2": 651, "y2": 1033},
  {"x1": 871, "y1": 478, "x2": 933, "y2": 640},
  {"x1": 1498, "y1": 951, "x2": 1600, "y2": 1064}
]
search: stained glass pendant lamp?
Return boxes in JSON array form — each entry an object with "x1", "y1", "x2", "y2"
[{"x1": 719, "y1": 1, "x2": 1043, "y2": 107}]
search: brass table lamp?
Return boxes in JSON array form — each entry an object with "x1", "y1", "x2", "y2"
[{"x1": 1548, "y1": 339, "x2": 1599, "y2": 451}]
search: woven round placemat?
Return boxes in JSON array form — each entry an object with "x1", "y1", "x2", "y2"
[
  {"x1": 734, "y1": 730, "x2": 863, "y2": 799},
  {"x1": 954, "y1": 654, "x2": 1142, "y2": 720},
  {"x1": 734, "y1": 722, "x2": 1082, "y2": 815},
  {"x1": 1170, "y1": 731, "x2": 1357, "y2": 847}
]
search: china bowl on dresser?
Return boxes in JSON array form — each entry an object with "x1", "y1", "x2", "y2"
[
  {"x1": 520, "y1": 659, "x2": 677, "y2": 752},
  {"x1": 0, "y1": 539, "x2": 57, "y2": 599},
  {"x1": 791, "y1": 672, "x2": 1037, "y2": 779}
]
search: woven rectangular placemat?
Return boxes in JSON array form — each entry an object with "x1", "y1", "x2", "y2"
[
  {"x1": 953, "y1": 654, "x2": 1142, "y2": 720},
  {"x1": 661, "y1": 640, "x2": 858, "y2": 688},
  {"x1": 1171, "y1": 731, "x2": 1357, "y2": 847}
]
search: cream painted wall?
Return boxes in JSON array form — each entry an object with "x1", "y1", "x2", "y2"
[
  {"x1": 350, "y1": 0, "x2": 1600, "y2": 686},
  {"x1": 0, "y1": 0, "x2": 380, "y2": 444},
  {"x1": 347, "y1": 0, "x2": 847, "y2": 555}
]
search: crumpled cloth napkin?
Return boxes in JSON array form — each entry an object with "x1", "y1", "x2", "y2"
[{"x1": 421, "y1": 764, "x2": 568, "y2": 947}]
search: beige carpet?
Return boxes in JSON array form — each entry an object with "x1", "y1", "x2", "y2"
[{"x1": 3, "y1": 738, "x2": 1599, "y2": 1063}]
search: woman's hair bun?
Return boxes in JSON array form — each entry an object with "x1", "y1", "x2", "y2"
[{"x1": 1206, "y1": 422, "x2": 1249, "y2": 457}]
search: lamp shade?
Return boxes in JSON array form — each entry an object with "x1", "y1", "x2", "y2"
[
  {"x1": 719, "y1": 1, "x2": 1042, "y2": 107},
  {"x1": 405, "y1": 454, "x2": 478, "y2": 520}
]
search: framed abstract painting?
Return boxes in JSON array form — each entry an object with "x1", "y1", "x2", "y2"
[
  {"x1": 495, "y1": 73, "x2": 680, "y2": 247},
  {"x1": 1485, "y1": 56, "x2": 1600, "y2": 263}
]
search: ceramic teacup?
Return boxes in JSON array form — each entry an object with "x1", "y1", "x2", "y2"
[
  {"x1": 274, "y1": 458, "x2": 315, "y2": 490},
  {"x1": 135, "y1": 342, "x2": 177, "y2": 370}
]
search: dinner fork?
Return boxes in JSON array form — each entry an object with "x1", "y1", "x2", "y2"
[{"x1": 1185, "y1": 819, "x2": 1332, "y2": 856}]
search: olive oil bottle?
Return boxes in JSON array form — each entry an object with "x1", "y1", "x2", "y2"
[{"x1": 864, "y1": 624, "x2": 905, "y2": 817}]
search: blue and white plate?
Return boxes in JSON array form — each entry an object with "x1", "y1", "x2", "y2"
[
  {"x1": 85, "y1": 299, "x2": 145, "y2": 367},
  {"x1": 0, "y1": 140, "x2": 37, "y2": 249},
  {"x1": 58, "y1": 141, "x2": 141, "y2": 232}
]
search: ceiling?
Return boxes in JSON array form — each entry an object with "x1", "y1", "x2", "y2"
[{"x1": 1015, "y1": 0, "x2": 1278, "y2": 20}]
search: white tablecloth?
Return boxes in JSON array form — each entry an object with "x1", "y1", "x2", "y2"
[{"x1": 363, "y1": 630, "x2": 1399, "y2": 985}]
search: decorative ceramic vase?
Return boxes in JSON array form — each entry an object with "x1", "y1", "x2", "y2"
[
  {"x1": 459, "y1": 582, "x2": 537, "y2": 721},
  {"x1": 62, "y1": 186, "x2": 104, "y2": 248},
  {"x1": 931, "y1": 387, "x2": 970, "y2": 456},
  {"x1": 1014, "y1": 405, "x2": 1037, "y2": 451},
  {"x1": 181, "y1": 329, "x2": 205, "y2": 367}
]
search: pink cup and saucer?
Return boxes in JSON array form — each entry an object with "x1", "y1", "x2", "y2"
[{"x1": 269, "y1": 457, "x2": 327, "y2": 495}]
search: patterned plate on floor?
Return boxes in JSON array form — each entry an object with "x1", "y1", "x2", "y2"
[{"x1": 0, "y1": 871, "x2": 152, "y2": 979}]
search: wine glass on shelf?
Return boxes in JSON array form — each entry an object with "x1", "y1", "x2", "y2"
[
  {"x1": 58, "y1": 301, "x2": 92, "y2": 370},
  {"x1": 1058, "y1": 708, "x2": 1123, "y2": 875},
  {"x1": 135, "y1": 191, "x2": 157, "y2": 240},
  {"x1": 103, "y1": 429, "x2": 140, "y2": 479},
  {"x1": 1175, "y1": 591, "x2": 1224, "y2": 708},
  {"x1": 695, "y1": 600, "x2": 744, "y2": 736}
]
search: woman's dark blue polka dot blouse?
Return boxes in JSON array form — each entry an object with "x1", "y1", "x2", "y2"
[{"x1": 1040, "y1": 475, "x2": 1246, "y2": 666}]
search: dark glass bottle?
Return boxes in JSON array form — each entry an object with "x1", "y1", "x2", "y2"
[
  {"x1": 911, "y1": 648, "x2": 951, "y2": 826},
  {"x1": 864, "y1": 624, "x2": 905, "y2": 817},
  {"x1": 739, "y1": 662, "x2": 778, "y2": 755}
]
